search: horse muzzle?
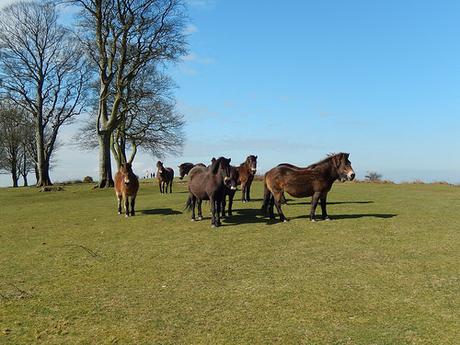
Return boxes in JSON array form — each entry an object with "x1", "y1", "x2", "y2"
[
  {"x1": 124, "y1": 179, "x2": 130, "y2": 184},
  {"x1": 347, "y1": 171, "x2": 356, "y2": 181},
  {"x1": 251, "y1": 168, "x2": 257, "y2": 173}
]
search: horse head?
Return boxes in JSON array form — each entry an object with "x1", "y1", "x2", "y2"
[
  {"x1": 333, "y1": 153, "x2": 355, "y2": 182},
  {"x1": 246, "y1": 155, "x2": 258, "y2": 174},
  {"x1": 120, "y1": 162, "x2": 133, "y2": 185},
  {"x1": 156, "y1": 161, "x2": 164, "y2": 174}
]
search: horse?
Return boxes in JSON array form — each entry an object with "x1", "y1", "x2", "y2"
[
  {"x1": 114, "y1": 163, "x2": 139, "y2": 217},
  {"x1": 238, "y1": 155, "x2": 257, "y2": 202},
  {"x1": 221, "y1": 155, "x2": 258, "y2": 217},
  {"x1": 156, "y1": 161, "x2": 174, "y2": 193},
  {"x1": 221, "y1": 165, "x2": 239, "y2": 218},
  {"x1": 178, "y1": 162, "x2": 206, "y2": 180},
  {"x1": 185, "y1": 157, "x2": 232, "y2": 227},
  {"x1": 261, "y1": 153, "x2": 355, "y2": 222}
]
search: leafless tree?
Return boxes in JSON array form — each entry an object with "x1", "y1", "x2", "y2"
[
  {"x1": 63, "y1": 0, "x2": 187, "y2": 188},
  {"x1": 0, "y1": 102, "x2": 33, "y2": 187},
  {"x1": 0, "y1": 2, "x2": 89, "y2": 186},
  {"x1": 365, "y1": 171, "x2": 382, "y2": 182}
]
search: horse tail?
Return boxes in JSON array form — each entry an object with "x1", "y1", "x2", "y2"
[
  {"x1": 184, "y1": 194, "x2": 193, "y2": 211},
  {"x1": 261, "y1": 176, "x2": 272, "y2": 215}
]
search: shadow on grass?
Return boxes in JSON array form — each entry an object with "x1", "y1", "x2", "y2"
[
  {"x1": 290, "y1": 213, "x2": 397, "y2": 220},
  {"x1": 286, "y1": 199, "x2": 375, "y2": 205},
  {"x1": 222, "y1": 208, "x2": 278, "y2": 226},
  {"x1": 140, "y1": 208, "x2": 182, "y2": 216}
]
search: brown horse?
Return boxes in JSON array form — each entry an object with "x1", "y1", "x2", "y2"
[
  {"x1": 185, "y1": 157, "x2": 232, "y2": 227},
  {"x1": 156, "y1": 161, "x2": 174, "y2": 193},
  {"x1": 221, "y1": 165, "x2": 239, "y2": 217},
  {"x1": 238, "y1": 155, "x2": 257, "y2": 202},
  {"x1": 178, "y1": 162, "x2": 206, "y2": 180},
  {"x1": 262, "y1": 153, "x2": 355, "y2": 222},
  {"x1": 114, "y1": 163, "x2": 139, "y2": 217}
]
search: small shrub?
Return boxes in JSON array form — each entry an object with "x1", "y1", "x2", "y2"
[
  {"x1": 365, "y1": 171, "x2": 382, "y2": 182},
  {"x1": 83, "y1": 176, "x2": 94, "y2": 183}
]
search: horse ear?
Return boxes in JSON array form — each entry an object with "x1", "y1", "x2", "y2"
[
  {"x1": 344, "y1": 153, "x2": 350, "y2": 160},
  {"x1": 228, "y1": 158, "x2": 231, "y2": 163},
  {"x1": 255, "y1": 155, "x2": 258, "y2": 159}
]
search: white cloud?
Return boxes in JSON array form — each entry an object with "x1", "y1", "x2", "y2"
[
  {"x1": 182, "y1": 52, "x2": 214, "y2": 65},
  {"x1": 0, "y1": 0, "x2": 20, "y2": 9},
  {"x1": 183, "y1": 24, "x2": 198, "y2": 35}
]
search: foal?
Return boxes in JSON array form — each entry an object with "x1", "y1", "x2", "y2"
[
  {"x1": 114, "y1": 163, "x2": 139, "y2": 217},
  {"x1": 262, "y1": 153, "x2": 355, "y2": 222},
  {"x1": 156, "y1": 161, "x2": 174, "y2": 193},
  {"x1": 238, "y1": 155, "x2": 258, "y2": 202}
]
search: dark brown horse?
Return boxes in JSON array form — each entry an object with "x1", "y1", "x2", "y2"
[
  {"x1": 156, "y1": 161, "x2": 174, "y2": 193},
  {"x1": 221, "y1": 165, "x2": 239, "y2": 217},
  {"x1": 238, "y1": 155, "x2": 257, "y2": 202},
  {"x1": 262, "y1": 153, "x2": 355, "y2": 222},
  {"x1": 185, "y1": 157, "x2": 232, "y2": 227},
  {"x1": 114, "y1": 163, "x2": 139, "y2": 217},
  {"x1": 178, "y1": 162, "x2": 206, "y2": 180}
]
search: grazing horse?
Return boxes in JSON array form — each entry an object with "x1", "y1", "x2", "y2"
[
  {"x1": 238, "y1": 155, "x2": 258, "y2": 202},
  {"x1": 262, "y1": 153, "x2": 355, "y2": 222},
  {"x1": 114, "y1": 163, "x2": 139, "y2": 217},
  {"x1": 156, "y1": 161, "x2": 174, "y2": 193},
  {"x1": 185, "y1": 157, "x2": 232, "y2": 227},
  {"x1": 178, "y1": 162, "x2": 206, "y2": 180}
]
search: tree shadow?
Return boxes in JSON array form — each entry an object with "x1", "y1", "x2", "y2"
[{"x1": 140, "y1": 208, "x2": 182, "y2": 216}]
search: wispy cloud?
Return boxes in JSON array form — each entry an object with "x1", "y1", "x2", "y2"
[
  {"x1": 182, "y1": 52, "x2": 214, "y2": 65},
  {"x1": 183, "y1": 24, "x2": 199, "y2": 34},
  {"x1": 186, "y1": 0, "x2": 215, "y2": 8},
  {"x1": 0, "y1": 0, "x2": 19, "y2": 9}
]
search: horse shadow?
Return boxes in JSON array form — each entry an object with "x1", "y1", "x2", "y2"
[
  {"x1": 140, "y1": 208, "x2": 182, "y2": 216},
  {"x1": 287, "y1": 200, "x2": 375, "y2": 205},
  {"x1": 222, "y1": 208, "x2": 277, "y2": 226},
  {"x1": 290, "y1": 213, "x2": 397, "y2": 220}
]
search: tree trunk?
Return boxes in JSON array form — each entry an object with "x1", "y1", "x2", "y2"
[
  {"x1": 22, "y1": 173, "x2": 28, "y2": 187},
  {"x1": 35, "y1": 117, "x2": 52, "y2": 186},
  {"x1": 98, "y1": 131, "x2": 114, "y2": 188},
  {"x1": 11, "y1": 167, "x2": 18, "y2": 188}
]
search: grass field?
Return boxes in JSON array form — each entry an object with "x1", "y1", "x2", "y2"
[{"x1": 1, "y1": 179, "x2": 459, "y2": 344}]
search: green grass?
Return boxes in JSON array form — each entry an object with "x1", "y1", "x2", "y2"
[{"x1": 1, "y1": 180, "x2": 459, "y2": 344}]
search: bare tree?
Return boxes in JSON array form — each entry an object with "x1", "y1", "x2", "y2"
[
  {"x1": 0, "y1": 102, "x2": 33, "y2": 187},
  {"x1": 65, "y1": 0, "x2": 187, "y2": 187},
  {"x1": 365, "y1": 171, "x2": 382, "y2": 182},
  {"x1": 0, "y1": 2, "x2": 88, "y2": 186}
]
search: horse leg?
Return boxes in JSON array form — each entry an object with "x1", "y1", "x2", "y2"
[
  {"x1": 197, "y1": 199, "x2": 203, "y2": 220},
  {"x1": 158, "y1": 180, "x2": 163, "y2": 194},
  {"x1": 131, "y1": 196, "x2": 136, "y2": 216},
  {"x1": 209, "y1": 196, "x2": 216, "y2": 227},
  {"x1": 246, "y1": 183, "x2": 251, "y2": 202},
  {"x1": 215, "y1": 198, "x2": 222, "y2": 227},
  {"x1": 190, "y1": 195, "x2": 196, "y2": 221},
  {"x1": 241, "y1": 183, "x2": 247, "y2": 203},
  {"x1": 273, "y1": 191, "x2": 287, "y2": 222},
  {"x1": 117, "y1": 193, "x2": 122, "y2": 214},
  {"x1": 268, "y1": 194, "x2": 275, "y2": 220},
  {"x1": 228, "y1": 190, "x2": 234, "y2": 216},
  {"x1": 320, "y1": 194, "x2": 330, "y2": 220},
  {"x1": 124, "y1": 195, "x2": 130, "y2": 217},
  {"x1": 221, "y1": 194, "x2": 227, "y2": 218},
  {"x1": 170, "y1": 180, "x2": 173, "y2": 193},
  {"x1": 310, "y1": 192, "x2": 321, "y2": 222}
]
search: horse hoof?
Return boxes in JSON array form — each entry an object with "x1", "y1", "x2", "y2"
[
  {"x1": 125, "y1": 215, "x2": 129, "y2": 218},
  {"x1": 283, "y1": 219, "x2": 288, "y2": 223},
  {"x1": 118, "y1": 212, "x2": 121, "y2": 215},
  {"x1": 197, "y1": 217, "x2": 203, "y2": 221},
  {"x1": 311, "y1": 219, "x2": 316, "y2": 222},
  {"x1": 324, "y1": 217, "x2": 331, "y2": 221},
  {"x1": 191, "y1": 218, "x2": 195, "y2": 222}
]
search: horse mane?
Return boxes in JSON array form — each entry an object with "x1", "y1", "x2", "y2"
[
  {"x1": 306, "y1": 153, "x2": 343, "y2": 169},
  {"x1": 211, "y1": 157, "x2": 225, "y2": 174}
]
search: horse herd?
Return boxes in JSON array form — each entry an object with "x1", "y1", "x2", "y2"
[{"x1": 114, "y1": 153, "x2": 356, "y2": 228}]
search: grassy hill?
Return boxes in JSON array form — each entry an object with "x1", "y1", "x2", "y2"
[{"x1": 1, "y1": 180, "x2": 459, "y2": 344}]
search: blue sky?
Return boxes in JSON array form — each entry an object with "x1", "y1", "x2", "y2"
[{"x1": 1, "y1": 0, "x2": 460, "y2": 186}]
